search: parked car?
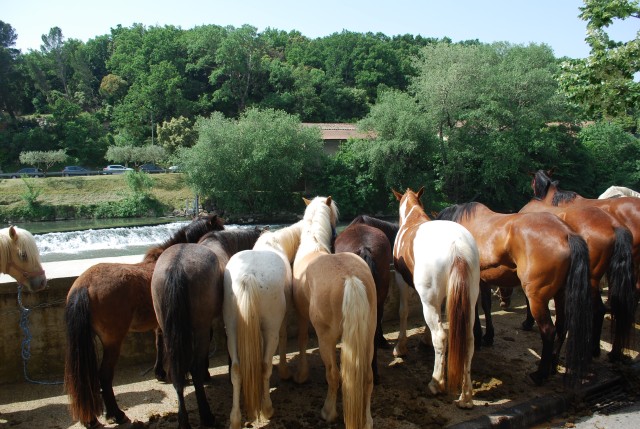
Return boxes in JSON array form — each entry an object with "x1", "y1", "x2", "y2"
[
  {"x1": 168, "y1": 165, "x2": 182, "y2": 173},
  {"x1": 62, "y1": 166, "x2": 90, "y2": 177},
  {"x1": 102, "y1": 164, "x2": 134, "y2": 174},
  {"x1": 138, "y1": 163, "x2": 165, "y2": 174},
  {"x1": 10, "y1": 167, "x2": 45, "y2": 178}
]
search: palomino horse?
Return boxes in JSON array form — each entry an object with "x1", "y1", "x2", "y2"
[
  {"x1": 392, "y1": 188, "x2": 480, "y2": 408},
  {"x1": 223, "y1": 221, "x2": 303, "y2": 429},
  {"x1": 436, "y1": 202, "x2": 593, "y2": 387},
  {"x1": 531, "y1": 170, "x2": 640, "y2": 352},
  {"x1": 520, "y1": 199, "x2": 636, "y2": 361},
  {"x1": 293, "y1": 197, "x2": 377, "y2": 429},
  {"x1": 64, "y1": 215, "x2": 223, "y2": 428},
  {"x1": 151, "y1": 227, "x2": 263, "y2": 429},
  {"x1": 0, "y1": 226, "x2": 47, "y2": 292},
  {"x1": 335, "y1": 217, "x2": 392, "y2": 383},
  {"x1": 599, "y1": 185, "x2": 640, "y2": 199}
]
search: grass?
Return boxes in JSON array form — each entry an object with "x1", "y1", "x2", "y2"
[{"x1": 0, "y1": 173, "x2": 195, "y2": 220}]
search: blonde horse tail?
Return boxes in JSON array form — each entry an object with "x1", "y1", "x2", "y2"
[
  {"x1": 341, "y1": 276, "x2": 371, "y2": 429},
  {"x1": 446, "y1": 253, "x2": 473, "y2": 393},
  {"x1": 237, "y1": 273, "x2": 264, "y2": 420}
]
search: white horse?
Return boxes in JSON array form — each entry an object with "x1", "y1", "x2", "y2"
[
  {"x1": 599, "y1": 185, "x2": 640, "y2": 199},
  {"x1": 0, "y1": 226, "x2": 47, "y2": 292},
  {"x1": 392, "y1": 188, "x2": 480, "y2": 409},
  {"x1": 222, "y1": 221, "x2": 303, "y2": 429}
]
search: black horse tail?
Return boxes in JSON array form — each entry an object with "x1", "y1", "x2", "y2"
[
  {"x1": 64, "y1": 287, "x2": 103, "y2": 426},
  {"x1": 564, "y1": 234, "x2": 593, "y2": 387},
  {"x1": 607, "y1": 226, "x2": 636, "y2": 359},
  {"x1": 359, "y1": 247, "x2": 377, "y2": 283},
  {"x1": 159, "y1": 262, "x2": 192, "y2": 390}
]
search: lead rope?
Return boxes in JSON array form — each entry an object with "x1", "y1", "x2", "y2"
[{"x1": 16, "y1": 284, "x2": 63, "y2": 385}]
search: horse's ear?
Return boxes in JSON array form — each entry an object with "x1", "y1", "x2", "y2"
[
  {"x1": 527, "y1": 171, "x2": 535, "y2": 177},
  {"x1": 547, "y1": 168, "x2": 555, "y2": 177},
  {"x1": 325, "y1": 196, "x2": 332, "y2": 206},
  {"x1": 9, "y1": 225, "x2": 18, "y2": 241},
  {"x1": 303, "y1": 197, "x2": 312, "y2": 206},
  {"x1": 416, "y1": 186, "x2": 424, "y2": 199},
  {"x1": 392, "y1": 188, "x2": 403, "y2": 201}
]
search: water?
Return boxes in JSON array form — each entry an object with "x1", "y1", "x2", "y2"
[{"x1": 30, "y1": 220, "x2": 269, "y2": 263}]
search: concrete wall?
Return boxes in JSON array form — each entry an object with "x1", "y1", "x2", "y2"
[{"x1": 0, "y1": 257, "x2": 421, "y2": 385}]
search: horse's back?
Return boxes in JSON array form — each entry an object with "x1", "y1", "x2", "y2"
[{"x1": 413, "y1": 220, "x2": 477, "y2": 265}]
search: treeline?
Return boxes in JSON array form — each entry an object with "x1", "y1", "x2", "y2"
[{"x1": 1, "y1": 0, "x2": 639, "y2": 218}]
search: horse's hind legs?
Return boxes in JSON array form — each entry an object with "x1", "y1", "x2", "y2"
[
  {"x1": 318, "y1": 338, "x2": 339, "y2": 422},
  {"x1": 154, "y1": 328, "x2": 167, "y2": 382},
  {"x1": 99, "y1": 346, "x2": 129, "y2": 424}
]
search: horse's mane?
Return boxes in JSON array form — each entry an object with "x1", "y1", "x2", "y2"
[
  {"x1": 436, "y1": 202, "x2": 480, "y2": 223},
  {"x1": 0, "y1": 226, "x2": 41, "y2": 272},
  {"x1": 532, "y1": 170, "x2": 579, "y2": 206},
  {"x1": 143, "y1": 214, "x2": 225, "y2": 261},
  {"x1": 298, "y1": 197, "x2": 339, "y2": 257},
  {"x1": 349, "y1": 214, "x2": 399, "y2": 245},
  {"x1": 198, "y1": 227, "x2": 264, "y2": 255},
  {"x1": 255, "y1": 220, "x2": 303, "y2": 263}
]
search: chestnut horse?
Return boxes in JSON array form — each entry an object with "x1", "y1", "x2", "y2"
[
  {"x1": 0, "y1": 226, "x2": 47, "y2": 292},
  {"x1": 335, "y1": 218, "x2": 392, "y2": 383},
  {"x1": 223, "y1": 221, "x2": 303, "y2": 429},
  {"x1": 64, "y1": 215, "x2": 224, "y2": 428},
  {"x1": 436, "y1": 202, "x2": 593, "y2": 387},
  {"x1": 520, "y1": 199, "x2": 636, "y2": 360},
  {"x1": 151, "y1": 227, "x2": 263, "y2": 429},
  {"x1": 392, "y1": 188, "x2": 480, "y2": 408},
  {"x1": 293, "y1": 197, "x2": 377, "y2": 429}
]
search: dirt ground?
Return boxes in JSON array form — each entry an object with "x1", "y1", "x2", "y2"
[{"x1": 1, "y1": 287, "x2": 638, "y2": 429}]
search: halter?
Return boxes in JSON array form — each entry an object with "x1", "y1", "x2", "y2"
[{"x1": 4, "y1": 259, "x2": 46, "y2": 286}]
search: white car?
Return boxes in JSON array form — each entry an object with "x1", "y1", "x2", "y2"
[{"x1": 102, "y1": 164, "x2": 134, "y2": 174}]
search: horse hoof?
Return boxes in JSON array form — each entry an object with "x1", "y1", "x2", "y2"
[
  {"x1": 454, "y1": 399, "x2": 474, "y2": 409},
  {"x1": 84, "y1": 419, "x2": 103, "y2": 429}
]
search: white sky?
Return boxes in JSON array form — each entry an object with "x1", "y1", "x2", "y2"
[{"x1": 3, "y1": 0, "x2": 639, "y2": 59}]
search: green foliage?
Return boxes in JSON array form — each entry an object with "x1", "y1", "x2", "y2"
[
  {"x1": 19, "y1": 149, "x2": 67, "y2": 171},
  {"x1": 19, "y1": 177, "x2": 42, "y2": 207},
  {"x1": 124, "y1": 170, "x2": 154, "y2": 194},
  {"x1": 157, "y1": 116, "x2": 197, "y2": 154},
  {"x1": 105, "y1": 145, "x2": 167, "y2": 166}
]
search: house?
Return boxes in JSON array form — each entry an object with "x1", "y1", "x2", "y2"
[{"x1": 302, "y1": 123, "x2": 375, "y2": 154}]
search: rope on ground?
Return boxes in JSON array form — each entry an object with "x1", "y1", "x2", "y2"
[{"x1": 16, "y1": 284, "x2": 64, "y2": 385}]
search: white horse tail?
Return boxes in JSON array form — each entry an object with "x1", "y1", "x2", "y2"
[
  {"x1": 341, "y1": 276, "x2": 371, "y2": 429},
  {"x1": 237, "y1": 273, "x2": 264, "y2": 420},
  {"x1": 446, "y1": 247, "x2": 474, "y2": 394}
]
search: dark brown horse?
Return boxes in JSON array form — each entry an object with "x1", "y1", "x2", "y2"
[
  {"x1": 151, "y1": 227, "x2": 263, "y2": 429},
  {"x1": 436, "y1": 202, "x2": 593, "y2": 387},
  {"x1": 520, "y1": 199, "x2": 636, "y2": 360},
  {"x1": 334, "y1": 218, "x2": 392, "y2": 384},
  {"x1": 64, "y1": 215, "x2": 224, "y2": 428}
]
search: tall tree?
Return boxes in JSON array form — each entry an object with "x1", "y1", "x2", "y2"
[{"x1": 0, "y1": 21, "x2": 22, "y2": 118}]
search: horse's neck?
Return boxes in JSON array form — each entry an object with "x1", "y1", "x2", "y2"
[{"x1": 0, "y1": 237, "x2": 10, "y2": 274}]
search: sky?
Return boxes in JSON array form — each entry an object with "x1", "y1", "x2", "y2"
[{"x1": 3, "y1": 0, "x2": 639, "y2": 59}]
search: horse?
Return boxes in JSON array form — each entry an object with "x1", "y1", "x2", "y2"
[
  {"x1": 222, "y1": 221, "x2": 303, "y2": 429},
  {"x1": 335, "y1": 217, "x2": 392, "y2": 383},
  {"x1": 292, "y1": 196, "x2": 377, "y2": 429},
  {"x1": 599, "y1": 185, "x2": 640, "y2": 199},
  {"x1": 392, "y1": 188, "x2": 480, "y2": 408},
  {"x1": 436, "y1": 202, "x2": 594, "y2": 387},
  {"x1": 64, "y1": 215, "x2": 224, "y2": 428},
  {"x1": 151, "y1": 227, "x2": 263, "y2": 429},
  {"x1": 0, "y1": 226, "x2": 47, "y2": 292},
  {"x1": 520, "y1": 199, "x2": 636, "y2": 361}
]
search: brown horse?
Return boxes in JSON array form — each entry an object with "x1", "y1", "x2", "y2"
[
  {"x1": 293, "y1": 197, "x2": 377, "y2": 429},
  {"x1": 334, "y1": 218, "x2": 392, "y2": 383},
  {"x1": 151, "y1": 227, "x2": 263, "y2": 429},
  {"x1": 393, "y1": 188, "x2": 480, "y2": 408},
  {"x1": 436, "y1": 201, "x2": 593, "y2": 387},
  {"x1": 520, "y1": 199, "x2": 636, "y2": 360},
  {"x1": 64, "y1": 215, "x2": 224, "y2": 428}
]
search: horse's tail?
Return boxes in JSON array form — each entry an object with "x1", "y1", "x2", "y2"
[
  {"x1": 341, "y1": 276, "x2": 372, "y2": 429},
  {"x1": 158, "y1": 262, "x2": 192, "y2": 390},
  {"x1": 564, "y1": 234, "x2": 593, "y2": 387},
  {"x1": 64, "y1": 286, "x2": 103, "y2": 425},
  {"x1": 446, "y1": 252, "x2": 474, "y2": 393},
  {"x1": 607, "y1": 227, "x2": 636, "y2": 355},
  {"x1": 236, "y1": 273, "x2": 264, "y2": 420},
  {"x1": 359, "y1": 246, "x2": 378, "y2": 284}
]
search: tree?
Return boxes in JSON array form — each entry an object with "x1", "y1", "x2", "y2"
[
  {"x1": 558, "y1": 0, "x2": 640, "y2": 125},
  {"x1": 0, "y1": 21, "x2": 22, "y2": 118},
  {"x1": 105, "y1": 144, "x2": 167, "y2": 167},
  {"x1": 19, "y1": 149, "x2": 67, "y2": 172},
  {"x1": 178, "y1": 108, "x2": 324, "y2": 214},
  {"x1": 157, "y1": 116, "x2": 197, "y2": 154}
]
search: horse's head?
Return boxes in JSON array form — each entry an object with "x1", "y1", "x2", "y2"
[
  {"x1": 392, "y1": 187, "x2": 425, "y2": 224},
  {"x1": 529, "y1": 169, "x2": 554, "y2": 199},
  {"x1": 1, "y1": 226, "x2": 47, "y2": 292}
]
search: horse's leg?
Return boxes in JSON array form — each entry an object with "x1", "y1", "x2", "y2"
[
  {"x1": 551, "y1": 292, "x2": 567, "y2": 374},
  {"x1": 293, "y1": 304, "x2": 311, "y2": 384},
  {"x1": 527, "y1": 295, "x2": 556, "y2": 386},
  {"x1": 277, "y1": 316, "x2": 291, "y2": 380},
  {"x1": 192, "y1": 330, "x2": 215, "y2": 428},
  {"x1": 456, "y1": 297, "x2": 477, "y2": 410},
  {"x1": 261, "y1": 322, "x2": 281, "y2": 420},
  {"x1": 480, "y1": 283, "x2": 494, "y2": 346},
  {"x1": 393, "y1": 271, "x2": 410, "y2": 357},
  {"x1": 592, "y1": 283, "x2": 605, "y2": 358},
  {"x1": 174, "y1": 381, "x2": 190, "y2": 429},
  {"x1": 99, "y1": 341, "x2": 129, "y2": 424},
  {"x1": 420, "y1": 293, "x2": 446, "y2": 395},
  {"x1": 153, "y1": 327, "x2": 167, "y2": 382},
  {"x1": 473, "y1": 301, "x2": 483, "y2": 350},
  {"x1": 522, "y1": 294, "x2": 536, "y2": 331},
  {"x1": 317, "y1": 334, "x2": 339, "y2": 422},
  {"x1": 498, "y1": 287, "x2": 513, "y2": 309}
]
